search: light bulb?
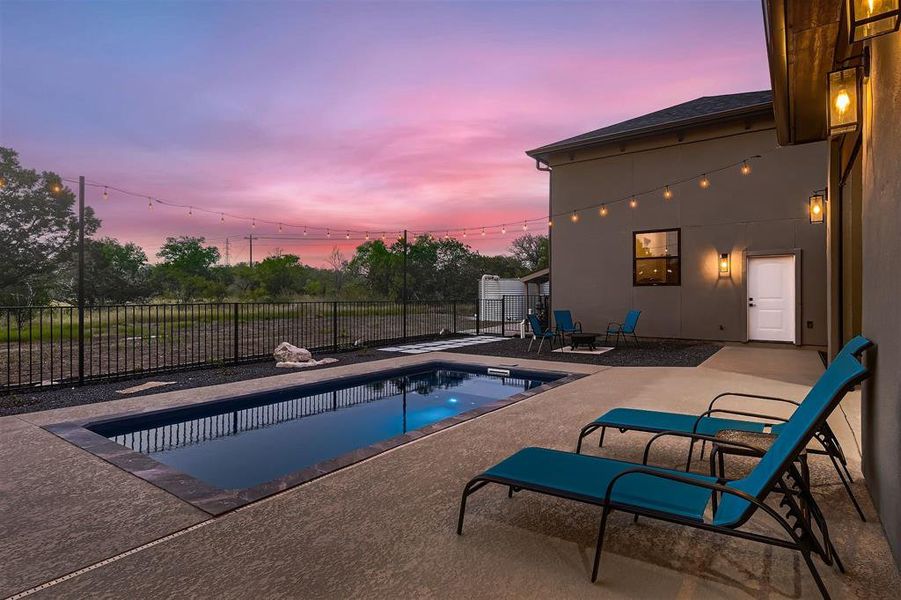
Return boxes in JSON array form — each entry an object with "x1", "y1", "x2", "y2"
[
  {"x1": 522, "y1": 221, "x2": 528, "y2": 231},
  {"x1": 51, "y1": 183, "x2": 62, "y2": 194},
  {"x1": 741, "y1": 161, "x2": 751, "y2": 175},
  {"x1": 570, "y1": 211, "x2": 580, "y2": 223},
  {"x1": 102, "y1": 187, "x2": 109, "y2": 200},
  {"x1": 365, "y1": 232, "x2": 370, "y2": 240},
  {"x1": 835, "y1": 90, "x2": 851, "y2": 114},
  {"x1": 699, "y1": 175, "x2": 710, "y2": 189},
  {"x1": 148, "y1": 197, "x2": 153, "y2": 210},
  {"x1": 251, "y1": 218, "x2": 255, "y2": 228},
  {"x1": 463, "y1": 230, "x2": 467, "y2": 238},
  {"x1": 345, "y1": 231, "x2": 350, "y2": 239},
  {"x1": 278, "y1": 223, "x2": 283, "y2": 232},
  {"x1": 663, "y1": 186, "x2": 673, "y2": 201},
  {"x1": 188, "y1": 207, "x2": 193, "y2": 216},
  {"x1": 481, "y1": 228, "x2": 486, "y2": 236},
  {"x1": 327, "y1": 229, "x2": 331, "y2": 238},
  {"x1": 599, "y1": 205, "x2": 608, "y2": 217},
  {"x1": 501, "y1": 226, "x2": 506, "y2": 235},
  {"x1": 303, "y1": 227, "x2": 308, "y2": 236},
  {"x1": 220, "y1": 213, "x2": 225, "y2": 223},
  {"x1": 548, "y1": 219, "x2": 553, "y2": 228},
  {"x1": 629, "y1": 196, "x2": 638, "y2": 209}
]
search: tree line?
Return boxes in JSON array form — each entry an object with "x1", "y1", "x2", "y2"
[{"x1": 0, "y1": 147, "x2": 548, "y2": 305}]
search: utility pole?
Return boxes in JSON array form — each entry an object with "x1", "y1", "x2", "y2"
[
  {"x1": 77, "y1": 176, "x2": 85, "y2": 385},
  {"x1": 244, "y1": 234, "x2": 254, "y2": 266}
]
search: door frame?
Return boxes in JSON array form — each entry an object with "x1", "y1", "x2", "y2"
[{"x1": 744, "y1": 249, "x2": 803, "y2": 345}]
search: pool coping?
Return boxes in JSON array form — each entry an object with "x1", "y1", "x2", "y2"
[{"x1": 44, "y1": 361, "x2": 584, "y2": 516}]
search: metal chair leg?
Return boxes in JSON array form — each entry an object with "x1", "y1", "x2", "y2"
[
  {"x1": 591, "y1": 507, "x2": 612, "y2": 582},
  {"x1": 598, "y1": 426, "x2": 607, "y2": 448}
]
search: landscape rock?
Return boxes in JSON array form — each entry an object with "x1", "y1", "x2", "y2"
[
  {"x1": 273, "y1": 342, "x2": 312, "y2": 363},
  {"x1": 276, "y1": 358, "x2": 339, "y2": 369}
]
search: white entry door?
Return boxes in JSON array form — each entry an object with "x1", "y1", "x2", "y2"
[{"x1": 748, "y1": 255, "x2": 796, "y2": 342}]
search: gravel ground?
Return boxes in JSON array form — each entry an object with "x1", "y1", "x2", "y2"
[
  {"x1": 1, "y1": 336, "x2": 722, "y2": 417},
  {"x1": 446, "y1": 337, "x2": 723, "y2": 367}
]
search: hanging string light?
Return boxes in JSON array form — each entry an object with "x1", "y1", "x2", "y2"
[
  {"x1": 570, "y1": 211, "x2": 580, "y2": 223},
  {"x1": 501, "y1": 225, "x2": 507, "y2": 235},
  {"x1": 327, "y1": 229, "x2": 331, "y2": 238},
  {"x1": 741, "y1": 161, "x2": 751, "y2": 175},
  {"x1": 481, "y1": 228, "x2": 486, "y2": 236},
  {"x1": 462, "y1": 230, "x2": 467, "y2": 238},
  {"x1": 381, "y1": 232, "x2": 386, "y2": 241},
  {"x1": 102, "y1": 186, "x2": 109, "y2": 201},
  {"x1": 522, "y1": 221, "x2": 528, "y2": 231},
  {"x1": 278, "y1": 223, "x2": 283, "y2": 232},
  {"x1": 188, "y1": 206, "x2": 193, "y2": 216},
  {"x1": 251, "y1": 217, "x2": 256, "y2": 228},
  {"x1": 548, "y1": 219, "x2": 553, "y2": 228},
  {"x1": 345, "y1": 231, "x2": 350, "y2": 239},
  {"x1": 365, "y1": 232, "x2": 370, "y2": 240},
  {"x1": 599, "y1": 205, "x2": 608, "y2": 217},
  {"x1": 629, "y1": 196, "x2": 638, "y2": 209},
  {"x1": 220, "y1": 213, "x2": 225, "y2": 223},
  {"x1": 51, "y1": 182, "x2": 62, "y2": 194},
  {"x1": 663, "y1": 186, "x2": 673, "y2": 201},
  {"x1": 147, "y1": 197, "x2": 154, "y2": 210},
  {"x1": 699, "y1": 174, "x2": 710, "y2": 189},
  {"x1": 303, "y1": 227, "x2": 308, "y2": 236}
]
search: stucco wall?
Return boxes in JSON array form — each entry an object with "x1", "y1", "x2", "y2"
[
  {"x1": 548, "y1": 124, "x2": 827, "y2": 345},
  {"x1": 861, "y1": 31, "x2": 901, "y2": 567}
]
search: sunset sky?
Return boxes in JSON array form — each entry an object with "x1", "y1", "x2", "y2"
[{"x1": 1, "y1": 0, "x2": 771, "y2": 266}]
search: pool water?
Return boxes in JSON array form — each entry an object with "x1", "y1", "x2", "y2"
[{"x1": 93, "y1": 367, "x2": 554, "y2": 490}]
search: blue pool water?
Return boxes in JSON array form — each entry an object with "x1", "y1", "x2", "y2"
[{"x1": 93, "y1": 366, "x2": 556, "y2": 490}]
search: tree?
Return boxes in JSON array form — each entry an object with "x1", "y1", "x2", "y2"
[
  {"x1": 325, "y1": 246, "x2": 348, "y2": 294},
  {"x1": 79, "y1": 238, "x2": 151, "y2": 304},
  {"x1": 509, "y1": 234, "x2": 548, "y2": 273},
  {"x1": 255, "y1": 254, "x2": 307, "y2": 299},
  {"x1": 0, "y1": 147, "x2": 100, "y2": 305},
  {"x1": 152, "y1": 236, "x2": 220, "y2": 301}
]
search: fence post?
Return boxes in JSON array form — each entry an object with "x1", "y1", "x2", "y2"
[
  {"x1": 501, "y1": 295, "x2": 506, "y2": 337},
  {"x1": 453, "y1": 300, "x2": 457, "y2": 334},
  {"x1": 332, "y1": 301, "x2": 338, "y2": 352},
  {"x1": 233, "y1": 303, "x2": 239, "y2": 363},
  {"x1": 77, "y1": 176, "x2": 85, "y2": 385},
  {"x1": 475, "y1": 297, "x2": 480, "y2": 335}
]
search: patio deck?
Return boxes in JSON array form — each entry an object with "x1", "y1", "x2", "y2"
[{"x1": 1, "y1": 347, "x2": 898, "y2": 598}]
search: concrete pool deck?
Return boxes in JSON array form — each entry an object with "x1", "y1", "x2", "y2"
[{"x1": 1, "y1": 347, "x2": 899, "y2": 598}]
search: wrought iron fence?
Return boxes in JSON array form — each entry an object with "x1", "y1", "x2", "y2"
[
  {"x1": 1, "y1": 301, "x2": 476, "y2": 392},
  {"x1": 477, "y1": 295, "x2": 549, "y2": 336}
]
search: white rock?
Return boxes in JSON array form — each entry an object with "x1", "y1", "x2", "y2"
[
  {"x1": 275, "y1": 358, "x2": 338, "y2": 369},
  {"x1": 273, "y1": 342, "x2": 312, "y2": 363}
]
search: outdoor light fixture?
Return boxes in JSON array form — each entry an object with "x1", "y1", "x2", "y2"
[
  {"x1": 599, "y1": 205, "x2": 608, "y2": 217},
  {"x1": 663, "y1": 186, "x2": 673, "y2": 201},
  {"x1": 699, "y1": 174, "x2": 710, "y2": 189},
  {"x1": 809, "y1": 191, "x2": 826, "y2": 224},
  {"x1": 828, "y1": 65, "x2": 862, "y2": 136},
  {"x1": 719, "y1": 253, "x2": 731, "y2": 275},
  {"x1": 740, "y1": 161, "x2": 751, "y2": 175},
  {"x1": 629, "y1": 196, "x2": 638, "y2": 209},
  {"x1": 848, "y1": 0, "x2": 900, "y2": 43},
  {"x1": 570, "y1": 211, "x2": 580, "y2": 223}
]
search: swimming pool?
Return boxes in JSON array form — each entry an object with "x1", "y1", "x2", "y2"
[{"x1": 53, "y1": 362, "x2": 572, "y2": 513}]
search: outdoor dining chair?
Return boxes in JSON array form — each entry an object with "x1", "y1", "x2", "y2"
[
  {"x1": 553, "y1": 309, "x2": 582, "y2": 346},
  {"x1": 456, "y1": 352, "x2": 870, "y2": 599},
  {"x1": 527, "y1": 314, "x2": 559, "y2": 353},
  {"x1": 606, "y1": 309, "x2": 640, "y2": 346}
]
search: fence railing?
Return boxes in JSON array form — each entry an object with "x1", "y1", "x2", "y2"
[
  {"x1": 477, "y1": 295, "x2": 548, "y2": 336},
  {"x1": 1, "y1": 301, "x2": 477, "y2": 392}
]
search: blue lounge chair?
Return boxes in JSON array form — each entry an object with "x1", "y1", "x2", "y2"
[
  {"x1": 457, "y1": 352, "x2": 870, "y2": 599},
  {"x1": 606, "y1": 309, "x2": 640, "y2": 346},
  {"x1": 527, "y1": 314, "x2": 558, "y2": 353},
  {"x1": 576, "y1": 335, "x2": 873, "y2": 520},
  {"x1": 553, "y1": 309, "x2": 581, "y2": 345}
]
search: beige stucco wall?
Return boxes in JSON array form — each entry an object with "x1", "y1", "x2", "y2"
[
  {"x1": 860, "y1": 31, "x2": 901, "y2": 566},
  {"x1": 547, "y1": 122, "x2": 827, "y2": 345}
]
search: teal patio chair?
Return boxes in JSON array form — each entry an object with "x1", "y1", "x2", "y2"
[
  {"x1": 527, "y1": 314, "x2": 559, "y2": 353},
  {"x1": 457, "y1": 352, "x2": 870, "y2": 599},
  {"x1": 575, "y1": 335, "x2": 873, "y2": 521},
  {"x1": 553, "y1": 310, "x2": 582, "y2": 336},
  {"x1": 606, "y1": 309, "x2": 640, "y2": 346}
]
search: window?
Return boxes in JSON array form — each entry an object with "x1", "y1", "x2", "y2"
[{"x1": 633, "y1": 228, "x2": 680, "y2": 286}]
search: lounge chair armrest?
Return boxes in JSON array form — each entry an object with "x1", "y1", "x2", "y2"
[
  {"x1": 606, "y1": 321, "x2": 622, "y2": 331},
  {"x1": 690, "y1": 408, "x2": 789, "y2": 434},
  {"x1": 642, "y1": 430, "x2": 764, "y2": 467},
  {"x1": 603, "y1": 466, "x2": 756, "y2": 507},
  {"x1": 707, "y1": 392, "x2": 800, "y2": 414}
]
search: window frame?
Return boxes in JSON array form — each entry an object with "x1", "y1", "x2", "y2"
[{"x1": 632, "y1": 227, "x2": 682, "y2": 287}]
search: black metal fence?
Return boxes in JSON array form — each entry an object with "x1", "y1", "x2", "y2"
[
  {"x1": 478, "y1": 295, "x2": 548, "y2": 336},
  {"x1": 1, "y1": 301, "x2": 477, "y2": 392}
]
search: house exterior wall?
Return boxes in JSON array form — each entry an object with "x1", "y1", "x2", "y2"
[
  {"x1": 860, "y1": 31, "x2": 901, "y2": 566},
  {"x1": 547, "y1": 122, "x2": 827, "y2": 344}
]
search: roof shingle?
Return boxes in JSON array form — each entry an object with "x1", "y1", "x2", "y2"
[{"x1": 526, "y1": 90, "x2": 773, "y2": 158}]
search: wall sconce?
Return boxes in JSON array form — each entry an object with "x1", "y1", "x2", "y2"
[
  {"x1": 718, "y1": 253, "x2": 731, "y2": 275},
  {"x1": 848, "y1": 0, "x2": 900, "y2": 43},
  {"x1": 827, "y1": 65, "x2": 862, "y2": 136},
  {"x1": 809, "y1": 191, "x2": 826, "y2": 224}
]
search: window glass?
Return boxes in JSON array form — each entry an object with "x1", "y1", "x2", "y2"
[{"x1": 634, "y1": 229, "x2": 680, "y2": 286}]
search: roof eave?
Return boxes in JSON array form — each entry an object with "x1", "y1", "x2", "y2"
[{"x1": 525, "y1": 102, "x2": 774, "y2": 161}]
